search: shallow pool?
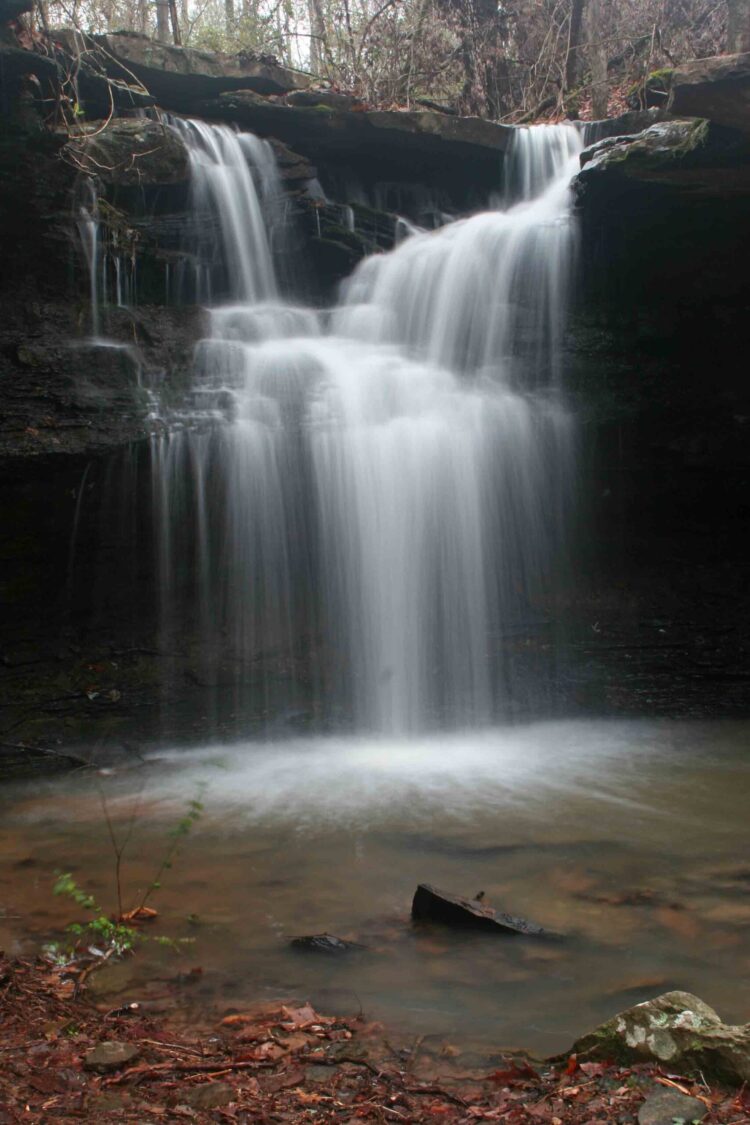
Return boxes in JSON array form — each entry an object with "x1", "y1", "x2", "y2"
[{"x1": 2, "y1": 718, "x2": 749, "y2": 1056}]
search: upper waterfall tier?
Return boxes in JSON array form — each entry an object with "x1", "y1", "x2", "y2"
[
  {"x1": 335, "y1": 127, "x2": 582, "y2": 381},
  {"x1": 169, "y1": 117, "x2": 283, "y2": 305}
]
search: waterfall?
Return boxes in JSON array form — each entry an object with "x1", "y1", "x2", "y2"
[
  {"x1": 77, "y1": 180, "x2": 101, "y2": 337},
  {"x1": 152, "y1": 120, "x2": 583, "y2": 734},
  {"x1": 76, "y1": 178, "x2": 139, "y2": 334}
]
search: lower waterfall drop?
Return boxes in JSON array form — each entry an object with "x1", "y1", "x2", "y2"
[{"x1": 153, "y1": 121, "x2": 584, "y2": 735}]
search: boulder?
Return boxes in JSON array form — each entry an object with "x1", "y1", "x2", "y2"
[
  {"x1": 579, "y1": 118, "x2": 709, "y2": 175},
  {"x1": 93, "y1": 31, "x2": 309, "y2": 105},
  {"x1": 568, "y1": 991, "x2": 750, "y2": 1085},
  {"x1": 585, "y1": 108, "x2": 663, "y2": 138},
  {"x1": 412, "y1": 884, "x2": 551, "y2": 937},
  {"x1": 670, "y1": 52, "x2": 750, "y2": 135}
]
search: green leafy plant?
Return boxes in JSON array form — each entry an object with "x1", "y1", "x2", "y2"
[{"x1": 46, "y1": 787, "x2": 205, "y2": 975}]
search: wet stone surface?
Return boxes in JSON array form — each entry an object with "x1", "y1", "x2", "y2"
[
  {"x1": 638, "y1": 1087, "x2": 708, "y2": 1124},
  {"x1": 83, "y1": 1040, "x2": 139, "y2": 1072}
]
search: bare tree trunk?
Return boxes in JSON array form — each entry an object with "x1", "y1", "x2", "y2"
[
  {"x1": 565, "y1": 0, "x2": 585, "y2": 93},
  {"x1": 727, "y1": 0, "x2": 750, "y2": 52},
  {"x1": 168, "y1": 0, "x2": 182, "y2": 43},
  {"x1": 155, "y1": 0, "x2": 171, "y2": 41},
  {"x1": 447, "y1": 0, "x2": 504, "y2": 117},
  {"x1": 36, "y1": 0, "x2": 50, "y2": 34},
  {"x1": 225, "y1": 0, "x2": 235, "y2": 34},
  {"x1": 308, "y1": 0, "x2": 326, "y2": 73},
  {"x1": 588, "y1": 0, "x2": 608, "y2": 119}
]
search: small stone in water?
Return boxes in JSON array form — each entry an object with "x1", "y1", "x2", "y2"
[{"x1": 290, "y1": 933, "x2": 366, "y2": 955}]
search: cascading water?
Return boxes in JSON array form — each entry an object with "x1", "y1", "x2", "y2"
[
  {"x1": 76, "y1": 178, "x2": 139, "y2": 332},
  {"x1": 153, "y1": 120, "x2": 583, "y2": 734}
]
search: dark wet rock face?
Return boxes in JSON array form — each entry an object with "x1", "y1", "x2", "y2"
[
  {"x1": 0, "y1": 305, "x2": 203, "y2": 470},
  {"x1": 64, "y1": 118, "x2": 190, "y2": 188}
]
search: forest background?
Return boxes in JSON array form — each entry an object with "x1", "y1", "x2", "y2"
[{"x1": 31, "y1": 0, "x2": 750, "y2": 122}]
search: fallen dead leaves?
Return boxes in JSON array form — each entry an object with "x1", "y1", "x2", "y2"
[{"x1": 0, "y1": 955, "x2": 748, "y2": 1124}]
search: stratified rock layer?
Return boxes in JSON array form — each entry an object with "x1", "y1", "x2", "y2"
[{"x1": 94, "y1": 30, "x2": 309, "y2": 99}]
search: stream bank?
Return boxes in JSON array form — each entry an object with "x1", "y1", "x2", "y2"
[{"x1": 1, "y1": 954, "x2": 748, "y2": 1123}]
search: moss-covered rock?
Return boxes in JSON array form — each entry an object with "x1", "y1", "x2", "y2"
[
  {"x1": 568, "y1": 992, "x2": 750, "y2": 1085},
  {"x1": 580, "y1": 119, "x2": 709, "y2": 178},
  {"x1": 576, "y1": 118, "x2": 750, "y2": 197}
]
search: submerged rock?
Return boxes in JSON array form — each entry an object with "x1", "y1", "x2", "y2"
[
  {"x1": 411, "y1": 884, "x2": 551, "y2": 937},
  {"x1": 569, "y1": 991, "x2": 750, "y2": 1085},
  {"x1": 290, "y1": 933, "x2": 367, "y2": 956}
]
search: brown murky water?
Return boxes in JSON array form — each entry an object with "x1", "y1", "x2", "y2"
[{"x1": 1, "y1": 718, "x2": 749, "y2": 1056}]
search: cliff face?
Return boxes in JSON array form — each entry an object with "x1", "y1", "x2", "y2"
[{"x1": 1, "y1": 29, "x2": 750, "y2": 758}]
